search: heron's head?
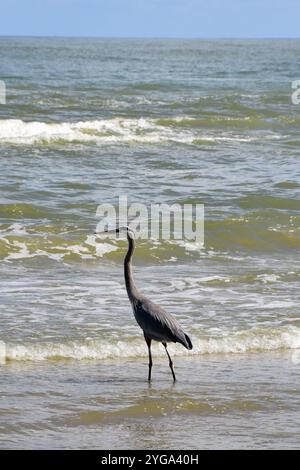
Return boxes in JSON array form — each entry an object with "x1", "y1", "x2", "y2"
[
  {"x1": 95, "y1": 226, "x2": 135, "y2": 239},
  {"x1": 115, "y1": 226, "x2": 135, "y2": 240}
]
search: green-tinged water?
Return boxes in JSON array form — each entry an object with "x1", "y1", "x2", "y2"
[{"x1": 0, "y1": 38, "x2": 299, "y2": 449}]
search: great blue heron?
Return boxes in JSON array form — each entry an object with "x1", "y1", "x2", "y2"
[{"x1": 99, "y1": 226, "x2": 193, "y2": 381}]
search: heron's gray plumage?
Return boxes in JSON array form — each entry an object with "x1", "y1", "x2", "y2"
[
  {"x1": 119, "y1": 226, "x2": 192, "y2": 381},
  {"x1": 131, "y1": 295, "x2": 192, "y2": 349}
]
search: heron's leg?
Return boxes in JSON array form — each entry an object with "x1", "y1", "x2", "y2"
[
  {"x1": 144, "y1": 334, "x2": 152, "y2": 382},
  {"x1": 162, "y1": 342, "x2": 176, "y2": 382}
]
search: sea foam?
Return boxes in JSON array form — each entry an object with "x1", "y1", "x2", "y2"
[
  {"x1": 3, "y1": 326, "x2": 300, "y2": 362},
  {"x1": 0, "y1": 118, "x2": 282, "y2": 146}
]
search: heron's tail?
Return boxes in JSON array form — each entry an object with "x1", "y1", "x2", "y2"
[
  {"x1": 184, "y1": 333, "x2": 193, "y2": 350},
  {"x1": 173, "y1": 328, "x2": 193, "y2": 350},
  {"x1": 176, "y1": 332, "x2": 193, "y2": 350}
]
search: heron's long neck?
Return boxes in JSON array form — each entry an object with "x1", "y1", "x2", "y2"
[{"x1": 124, "y1": 235, "x2": 140, "y2": 302}]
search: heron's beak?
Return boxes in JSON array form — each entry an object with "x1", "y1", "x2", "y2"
[{"x1": 94, "y1": 227, "x2": 121, "y2": 236}]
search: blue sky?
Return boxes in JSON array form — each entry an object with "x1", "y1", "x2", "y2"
[{"x1": 1, "y1": 0, "x2": 299, "y2": 38}]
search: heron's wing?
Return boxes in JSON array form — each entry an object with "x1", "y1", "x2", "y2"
[{"x1": 133, "y1": 296, "x2": 189, "y2": 347}]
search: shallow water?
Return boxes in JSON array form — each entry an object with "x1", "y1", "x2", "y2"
[
  {"x1": 1, "y1": 353, "x2": 299, "y2": 449},
  {"x1": 0, "y1": 38, "x2": 299, "y2": 449}
]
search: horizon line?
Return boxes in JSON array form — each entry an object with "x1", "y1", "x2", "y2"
[{"x1": 0, "y1": 35, "x2": 300, "y2": 40}]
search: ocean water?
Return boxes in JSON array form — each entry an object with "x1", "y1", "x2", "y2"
[{"x1": 0, "y1": 38, "x2": 299, "y2": 449}]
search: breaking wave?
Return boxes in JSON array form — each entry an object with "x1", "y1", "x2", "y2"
[
  {"x1": 2, "y1": 326, "x2": 300, "y2": 362},
  {"x1": 0, "y1": 209, "x2": 299, "y2": 264},
  {"x1": 0, "y1": 118, "x2": 282, "y2": 146}
]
